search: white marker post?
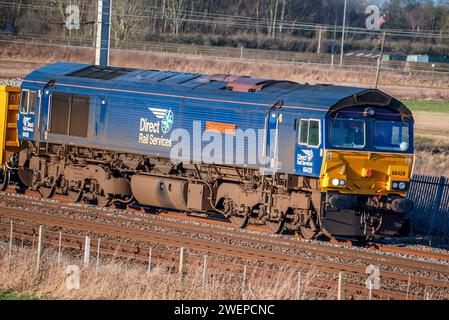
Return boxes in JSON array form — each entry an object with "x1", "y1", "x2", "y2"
[{"x1": 84, "y1": 236, "x2": 91, "y2": 268}]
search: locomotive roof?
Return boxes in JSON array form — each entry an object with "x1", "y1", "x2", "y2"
[{"x1": 23, "y1": 62, "x2": 412, "y2": 118}]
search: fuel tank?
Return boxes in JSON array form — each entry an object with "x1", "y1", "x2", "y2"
[{"x1": 131, "y1": 175, "x2": 189, "y2": 211}]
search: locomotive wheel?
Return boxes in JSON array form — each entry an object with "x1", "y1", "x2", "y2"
[
  {"x1": 39, "y1": 186, "x2": 55, "y2": 199},
  {"x1": 230, "y1": 215, "x2": 249, "y2": 229},
  {"x1": 265, "y1": 220, "x2": 285, "y2": 234},
  {"x1": 300, "y1": 226, "x2": 318, "y2": 240},
  {"x1": 68, "y1": 189, "x2": 83, "y2": 203},
  {"x1": 0, "y1": 168, "x2": 9, "y2": 191}
]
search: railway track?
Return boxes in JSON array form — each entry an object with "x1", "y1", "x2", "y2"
[
  {"x1": 4, "y1": 189, "x2": 449, "y2": 265},
  {"x1": 1, "y1": 191, "x2": 449, "y2": 299}
]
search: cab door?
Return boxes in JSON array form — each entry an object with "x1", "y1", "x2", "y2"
[
  {"x1": 295, "y1": 118, "x2": 323, "y2": 177},
  {"x1": 18, "y1": 89, "x2": 39, "y2": 140}
]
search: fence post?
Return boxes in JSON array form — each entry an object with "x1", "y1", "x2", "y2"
[
  {"x1": 428, "y1": 176, "x2": 446, "y2": 236},
  {"x1": 57, "y1": 231, "x2": 62, "y2": 266},
  {"x1": 295, "y1": 271, "x2": 301, "y2": 300},
  {"x1": 241, "y1": 265, "x2": 247, "y2": 299},
  {"x1": 36, "y1": 225, "x2": 45, "y2": 274},
  {"x1": 147, "y1": 246, "x2": 152, "y2": 273},
  {"x1": 368, "y1": 280, "x2": 373, "y2": 300},
  {"x1": 84, "y1": 236, "x2": 91, "y2": 268},
  {"x1": 406, "y1": 274, "x2": 411, "y2": 300},
  {"x1": 8, "y1": 221, "x2": 13, "y2": 271},
  {"x1": 96, "y1": 238, "x2": 101, "y2": 272},
  {"x1": 337, "y1": 272, "x2": 345, "y2": 300},
  {"x1": 201, "y1": 255, "x2": 207, "y2": 285},
  {"x1": 179, "y1": 247, "x2": 186, "y2": 275}
]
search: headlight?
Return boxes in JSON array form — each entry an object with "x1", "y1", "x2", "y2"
[
  {"x1": 391, "y1": 181, "x2": 410, "y2": 191},
  {"x1": 332, "y1": 179, "x2": 346, "y2": 187}
]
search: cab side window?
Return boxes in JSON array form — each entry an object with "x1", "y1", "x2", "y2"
[
  {"x1": 20, "y1": 90, "x2": 37, "y2": 114},
  {"x1": 298, "y1": 119, "x2": 320, "y2": 147},
  {"x1": 29, "y1": 91, "x2": 37, "y2": 114}
]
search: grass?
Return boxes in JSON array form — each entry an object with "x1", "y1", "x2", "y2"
[
  {"x1": 0, "y1": 290, "x2": 38, "y2": 300},
  {"x1": 0, "y1": 241, "x2": 334, "y2": 300},
  {"x1": 404, "y1": 100, "x2": 449, "y2": 113}
]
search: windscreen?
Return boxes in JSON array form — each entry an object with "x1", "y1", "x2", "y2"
[
  {"x1": 330, "y1": 118, "x2": 366, "y2": 149},
  {"x1": 374, "y1": 120, "x2": 410, "y2": 152}
]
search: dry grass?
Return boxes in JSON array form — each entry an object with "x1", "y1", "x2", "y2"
[
  {"x1": 414, "y1": 112, "x2": 449, "y2": 143},
  {"x1": 413, "y1": 152, "x2": 449, "y2": 178},
  {"x1": 412, "y1": 110, "x2": 449, "y2": 177},
  {"x1": 1, "y1": 43, "x2": 449, "y2": 100},
  {"x1": 0, "y1": 242, "x2": 332, "y2": 300}
]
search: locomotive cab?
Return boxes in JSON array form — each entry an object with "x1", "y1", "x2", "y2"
[{"x1": 318, "y1": 93, "x2": 414, "y2": 238}]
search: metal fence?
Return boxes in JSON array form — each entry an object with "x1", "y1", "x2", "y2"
[{"x1": 407, "y1": 175, "x2": 449, "y2": 236}]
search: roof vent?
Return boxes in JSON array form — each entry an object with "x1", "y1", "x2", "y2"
[
  {"x1": 225, "y1": 77, "x2": 273, "y2": 92},
  {"x1": 67, "y1": 65, "x2": 135, "y2": 80}
]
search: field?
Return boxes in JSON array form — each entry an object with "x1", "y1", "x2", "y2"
[{"x1": 402, "y1": 101, "x2": 449, "y2": 177}]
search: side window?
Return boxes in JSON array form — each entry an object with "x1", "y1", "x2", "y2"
[
  {"x1": 50, "y1": 92, "x2": 90, "y2": 138},
  {"x1": 29, "y1": 91, "x2": 37, "y2": 114},
  {"x1": 298, "y1": 119, "x2": 321, "y2": 147},
  {"x1": 299, "y1": 120, "x2": 309, "y2": 145},
  {"x1": 20, "y1": 90, "x2": 29, "y2": 114},
  {"x1": 20, "y1": 90, "x2": 37, "y2": 114},
  {"x1": 308, "y1": 120, "x2": 320, "y2": 147}
]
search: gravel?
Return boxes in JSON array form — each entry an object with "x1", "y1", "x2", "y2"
[{"x1": 0, "y1": 78, "x2": 22, "y2": 86}]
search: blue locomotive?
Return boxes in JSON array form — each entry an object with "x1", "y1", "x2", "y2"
[{"x1": 8, "y1": 62, "x2": 414, "y2": 239}]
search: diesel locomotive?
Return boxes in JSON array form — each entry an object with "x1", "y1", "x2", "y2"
[{"x1": 0, "y1": 62, "x2": 415, "y2": 239}]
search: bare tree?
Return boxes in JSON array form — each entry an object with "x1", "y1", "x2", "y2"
[
  {"x1": 164, "y1": 0, "x2": 187, "y2": 35},
  {"x1": 265, "y1": 0, "x2": 280, "y2": 38},
  {"x1": 278, "y1": 0, "x2": 286, "y2": 33},
  {"x1": 112, "y1": 0, "x2": 145, "y2": 45}
]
